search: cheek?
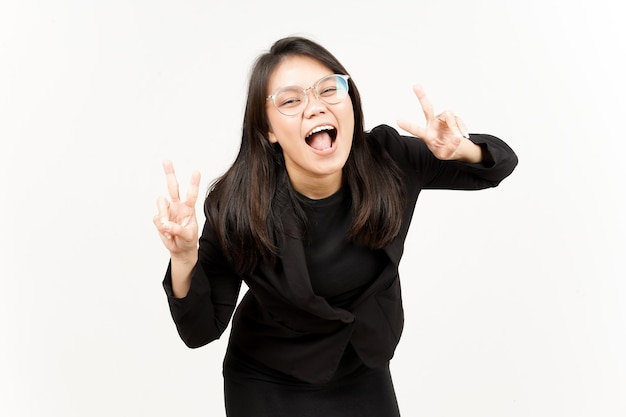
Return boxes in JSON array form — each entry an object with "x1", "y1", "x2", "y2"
[
  {"x1": 340, "y1": 102, "x2": 355, "y2": 125},
  {"x1": 341, "y1": 111, "x2": 355, "y2": 136},
  {"x1": 268, "y1": 117, "x2": 301, "y2": 143}
]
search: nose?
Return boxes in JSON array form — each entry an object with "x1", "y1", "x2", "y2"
[{"x1": 302, "y1": 88, "x2": 326, "y2": 117}]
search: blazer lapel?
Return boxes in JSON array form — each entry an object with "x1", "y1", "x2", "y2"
[
  {"x1": 262, "y1": 184, "x2": 348, "y2": 320},
  {"x1": 264, "y1": 182, "x2": 404, "y2": 317}
]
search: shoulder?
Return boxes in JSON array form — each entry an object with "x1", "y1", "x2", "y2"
[
  {"x1": 365, "y1": 124, "x2": 430, "y2": 169},
  {"x1": 367, "y1": 124, "x2": 426, "y2": 150},
  {"x1": 366, "y1": 124, "x2": 401, "y2": 144}
]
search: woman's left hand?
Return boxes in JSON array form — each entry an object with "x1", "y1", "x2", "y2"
[{"x1": 397, "y1": 85, "x2": 472, "y2": 161}]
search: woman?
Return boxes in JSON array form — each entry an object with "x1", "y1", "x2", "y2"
[{"x1": 154, "y1": 36, "x2": 518, "y2": 416}]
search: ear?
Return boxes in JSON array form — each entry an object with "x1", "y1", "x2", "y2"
[{"x1": 268, "y1": 130, "x2": 278, "y2": 144}]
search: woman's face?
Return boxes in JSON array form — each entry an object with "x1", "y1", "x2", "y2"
[{"x1": 266, "y1": 55, "x2": 354, "y2": 199}]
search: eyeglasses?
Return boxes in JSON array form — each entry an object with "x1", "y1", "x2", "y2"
[{"x1": 266, "y1": 74, "x2": 350, "y2": 116}]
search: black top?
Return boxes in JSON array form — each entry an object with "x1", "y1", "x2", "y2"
[{"x1": 297, "y1": 187, "x2": 387, "y2": 308}]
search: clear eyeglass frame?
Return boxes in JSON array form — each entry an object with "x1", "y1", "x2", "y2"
[{"x1": 266, "y1": 74, "x2": 351, "y2": 116}]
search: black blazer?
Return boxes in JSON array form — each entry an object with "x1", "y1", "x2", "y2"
[{"x1": 163, "y1": 124, "x2": 518, "y2": 384}]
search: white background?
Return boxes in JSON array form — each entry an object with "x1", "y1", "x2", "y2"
[{"x1": 1, "y1": 1, "x2": 624, "y2": 416}]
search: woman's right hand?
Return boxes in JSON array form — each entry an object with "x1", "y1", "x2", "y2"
[{"x1": 153, "y1": 160, "x2": 201, "y2": 258}]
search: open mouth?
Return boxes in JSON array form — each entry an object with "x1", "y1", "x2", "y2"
[{"x1": 305, "y1": 125, "x2": 337, "y2": 151}]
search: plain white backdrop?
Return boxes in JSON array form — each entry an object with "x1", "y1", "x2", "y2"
[{"x1": 1, "y1": 0, "x2": 624, "y2": 416}]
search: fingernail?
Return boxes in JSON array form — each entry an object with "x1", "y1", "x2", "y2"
[{"x1": 160, "y1": 217, "x2": 168, "y2": 225}]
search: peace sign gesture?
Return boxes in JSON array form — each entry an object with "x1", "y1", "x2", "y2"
[
  {"x1": 398, "y1": 85, "x2": 481, "y2": 162},
  {"x1": 153, "y1": 160, "x2": 201, "y2": 257}
]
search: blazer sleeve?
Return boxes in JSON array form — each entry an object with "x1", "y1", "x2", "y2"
[
  {"x1": 370, "y1": 124, "x2": 518, "y2": 190},
  {"x1": 162, "y1": 213, "x2": 243, "y2": 348}
]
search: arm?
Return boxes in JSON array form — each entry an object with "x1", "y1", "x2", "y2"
[
  {"x1": 395, "y1": 85, "x2": 517, "y2": 188},
  {"x1": 161, "y1": 223, "x2": 242, "y2": 348},
  {"x1": 154, "y1": 161, "x2": 242, "y2": 347}
]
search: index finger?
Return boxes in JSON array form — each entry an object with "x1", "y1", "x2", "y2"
[
  {"x1": 412, "y1": 84, "x2": 435, "y2": 124},
  {"x1": 162, "y1": 160, "x2": 180, "y2": 202},
  {"x1": 184, "y1": 170, "x2": 201, "y2": 207}
]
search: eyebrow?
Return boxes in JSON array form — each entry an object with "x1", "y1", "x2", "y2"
[{"x1": 273, "y1": 74, "x2": 336, "y2": 91}]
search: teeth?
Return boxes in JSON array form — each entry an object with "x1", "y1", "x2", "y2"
[{"x1": 306, "y1": 125, "x2": 334, "y2": 138}]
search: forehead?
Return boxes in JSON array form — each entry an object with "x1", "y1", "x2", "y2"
[{"x1": 268, "y1": 55, "x2": 334, "y2": 93}]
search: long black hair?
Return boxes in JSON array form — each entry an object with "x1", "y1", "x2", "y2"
[{"x1": 206, "y1": 36, "x2": 405, "y2": 275}]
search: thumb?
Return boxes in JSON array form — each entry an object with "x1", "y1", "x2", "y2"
[{"x1": 163, "y1": 220, "x2": 196, "y2": 242}]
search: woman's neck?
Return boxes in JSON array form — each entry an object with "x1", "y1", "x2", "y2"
[{"x1": 289, "y1": 172, "x2": 342, "y2": 200}]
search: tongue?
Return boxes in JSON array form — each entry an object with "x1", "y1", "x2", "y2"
[{"x1": 307, "y1": 131, "x2": 332, "y2": 151}]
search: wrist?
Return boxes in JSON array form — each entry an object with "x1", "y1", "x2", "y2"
[
  {"x1": 170, "y1": 252, "x2": 197, "y2": 299},
  {"x1": 453, "y1": 136, "x2": 483, "y2": 163},
  {"x1": 171, "y1": 250, "x2": 198, "y2": 266}
]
